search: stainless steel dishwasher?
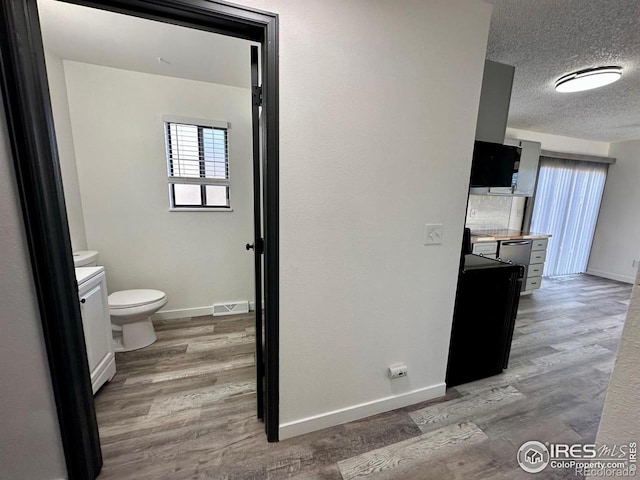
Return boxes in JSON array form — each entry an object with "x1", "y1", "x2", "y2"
[{"x1": 498, "y1": 239, "x2": 532, "y2": 282}]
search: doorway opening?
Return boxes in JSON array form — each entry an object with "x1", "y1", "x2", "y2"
[{"x1": 0, "y1": 0, "x2": 279, "y2": 478}]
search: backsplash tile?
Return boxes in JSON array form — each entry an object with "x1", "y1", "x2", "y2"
[{"x1": 466, "y1": 195, "x2": 513, "y2": 230}]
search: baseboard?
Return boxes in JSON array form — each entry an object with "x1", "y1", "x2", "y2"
[
  {"x1": 152, "y1": 306, "x2": 213, "y2": 320},
  {"x1": 586, "y1": 268, "x2": 634, "y2": 284},
  {"x1": 279, "y1": 382, "x2": 446, "y2": 441},
  {"x1": 153, "y1": 302, "x2": 259, "y2": 320},
  {"x1": 248, "y1": 301, "x2": 264, "y2": 311}
]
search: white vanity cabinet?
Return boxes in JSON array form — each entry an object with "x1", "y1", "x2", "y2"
[{"x1": 76, "y1": 267, "x2": 116, "y2": 393}]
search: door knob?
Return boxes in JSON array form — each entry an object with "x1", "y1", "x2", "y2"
[{"x1": 246, "y1": 243, "x2": 254, "y2": 251}]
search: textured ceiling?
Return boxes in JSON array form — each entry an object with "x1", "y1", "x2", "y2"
[
  {"x1": 486, "y1": 0, "x2": 640, "y2": 142},
  {"x1": 37, "y1": 0, "x2": 255, "y2": 89}
]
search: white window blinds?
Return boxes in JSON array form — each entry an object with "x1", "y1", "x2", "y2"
[
  {"x1": 164, "y1": 116, "x2": 230, "y2": 208},
  {"x1": 530, "y1": 157, "x2": 608, "y2": 277}
]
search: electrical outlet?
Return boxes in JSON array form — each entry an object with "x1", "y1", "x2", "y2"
[
  {"x1": 424, "y1": 224, "x2": 444, "y2": 245},
  {"x1": 633, "y1": 259, "x2": 639, "y2": 268},
  {"x1": 389, "y1": 364, "x2": 408, "y2": 379}
]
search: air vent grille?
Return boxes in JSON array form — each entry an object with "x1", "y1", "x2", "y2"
[{"x1": 212, "y1": 301, "x2": 249, "y2": 317}]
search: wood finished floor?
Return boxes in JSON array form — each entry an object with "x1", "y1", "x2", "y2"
[{"x1": 95, "y1": 274, "x2": 632, "y2": 479}]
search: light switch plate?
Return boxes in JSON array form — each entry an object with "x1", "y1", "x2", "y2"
[{"x1": 424, "y1": 224, "x2": 443, "y2": 245}]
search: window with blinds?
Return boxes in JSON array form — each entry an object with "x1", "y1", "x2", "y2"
[
  {"x1": 164, "y1": 115, "x2": 230, "y2": 209},
  {"x1": 530, "y1": 156, "x2": 608, "y2": 276}
]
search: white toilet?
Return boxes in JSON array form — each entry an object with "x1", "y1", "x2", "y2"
[
  {"x1": 108, "y1": 289, "x2": 167, "y2": 352},
  {"x1": 73, "y1": 251, "x2": 167, "y2": 352},
  {"x1": 73, "y1": 250, "x2": 99, "y2": 268}
]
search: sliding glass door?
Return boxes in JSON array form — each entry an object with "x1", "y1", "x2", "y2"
[{"x1": 530, "y1": 157, "x2": 608, "y2": 277}]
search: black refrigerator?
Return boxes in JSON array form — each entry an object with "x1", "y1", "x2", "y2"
[{"x1": 446, "y1": 254, "x2": 523, "y2": 387}]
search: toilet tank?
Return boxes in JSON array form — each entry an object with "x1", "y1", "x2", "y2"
[{"x1": 73, "y1": 250, "x2": 99, "y2": 267}]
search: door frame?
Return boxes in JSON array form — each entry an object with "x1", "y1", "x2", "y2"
[{"x1": 0, "y1": 0, "x2": 279, "y2": 478}]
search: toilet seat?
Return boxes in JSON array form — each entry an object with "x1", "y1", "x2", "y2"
[{"x1": 109, "y1": 289, "x2": 166, "y2": 309}]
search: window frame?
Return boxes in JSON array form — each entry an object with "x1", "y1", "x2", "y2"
[{"x1": 163, "y1": 115, "x2": 232, "y2": 211}]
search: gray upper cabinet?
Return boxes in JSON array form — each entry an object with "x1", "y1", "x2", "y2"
[
  {"x1": 475, "y1": 60, "x2": 515, "y2": 144},
  {"x1": 489, "y1": 139, "x2": 541, "y2": 196},
  {"x1": 512, "y1": 139, "x2": 541, "y2": 196}
]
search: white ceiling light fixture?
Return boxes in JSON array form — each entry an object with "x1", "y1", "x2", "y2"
[{"x1": 555, "y1": 66, "x2": 623, "y2": 93}]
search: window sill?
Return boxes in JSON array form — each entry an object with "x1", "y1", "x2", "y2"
[{"x1": 169, "y1": 207, "x2": 233, "y2": 212}]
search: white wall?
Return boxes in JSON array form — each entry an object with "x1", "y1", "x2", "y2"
[
  {"x1": 62, "y1": 61, "x2": 254, "y2": 313},
  {"x1": 506, "y1": 127, "x2": 611, "y2": 156},
  {"x1": 595, "y1": 268, "x2": 640, "y2": 462},
  {"x1": 588, "y1": 140, "x2": 640, "y2": 284},
  {"x1": 45, "y1": 52, "x2": 88, "y2": 251},
  {"x1": 36, "y1": 0, "x2": 492, "y2": 443},
  {"x1": 236, "y1": 0, "x2": 492, "y2": 438},
  {"x1": 0, "y1": 98, "x2": 67, "y2": 478}
]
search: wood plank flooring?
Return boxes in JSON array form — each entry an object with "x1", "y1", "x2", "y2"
[{"x1": 95, "y1": 274, "x2": 632, "y2": 479}]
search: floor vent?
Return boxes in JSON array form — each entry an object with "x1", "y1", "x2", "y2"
[{"x1": 212, "y1": 301, "x2": 250, "y2": 317}]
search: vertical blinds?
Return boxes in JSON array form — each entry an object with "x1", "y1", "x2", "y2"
[
  {"x1": 530, "y1": 156, "x2": 608, "y2": 277},
  {"x1": 165, "y1": 121, "x2": 229, "y2": 186}
]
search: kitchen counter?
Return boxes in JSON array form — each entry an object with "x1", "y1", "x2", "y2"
[{"x1": 470, "y1": 229, "x2": 552, "y2": 242}]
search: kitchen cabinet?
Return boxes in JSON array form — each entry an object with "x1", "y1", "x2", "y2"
[
  {"x1": 489, "y1": 139, "x2": 541, "y2": 196},
  {"x1": 498, "y1": 237, "x2": 549, "y2": 293},
  {"x1": 497, "y1": 238, "x2": 549, "y2": 294},
  {"x1": 532, "y1": 238, "x2": 548, "y2": 251},
  {"x1": 525, "y1": 239, "x2": 549, "y2": 292},
  {"x1": 530, "y1": 249, "x2": 547, "y2": 265},
  {"x1": 529, "y1": 264, "x2": 544, "y2": 277},
  {"x1": 77, "y1": 267, "x2": 116, "y2": 393},
  {"x1": 471, "y1": 231, "x2": 551, "y2": 295},
  {"x1": 475, "y1": 60, "x2": 515, "y2": 144},
  {"x1": 469, "y1": 60, "x2": 516, "y2": 196}
]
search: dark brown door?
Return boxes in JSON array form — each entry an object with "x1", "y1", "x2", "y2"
[{"x1": 248, "y1": 45, "x2": 266, "y2": 420}]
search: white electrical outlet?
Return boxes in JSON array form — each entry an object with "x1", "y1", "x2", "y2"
[
  {"x1": 633, "y1": 259, "x2": 639, "y2": 268},
  {"x1": 424, "y1": 224, "x2": 444, "y2": 245},
  {"x1": 389, "y1": 364, "x2": 408, "y2": 379}
]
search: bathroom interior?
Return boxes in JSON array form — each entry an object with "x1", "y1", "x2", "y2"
[{"x1": 39, "y1": 0, "x2": 261, "y2": 468}]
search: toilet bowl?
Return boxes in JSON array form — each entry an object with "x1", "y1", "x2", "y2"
[{"x1": 109, "y1": 289, "x2": 167, "y2": 352}]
